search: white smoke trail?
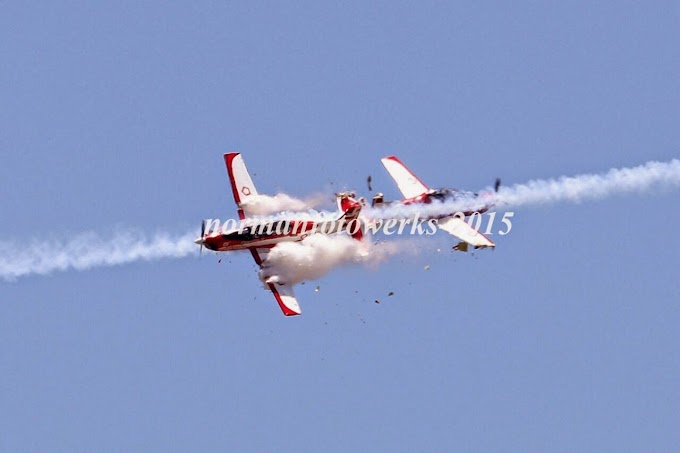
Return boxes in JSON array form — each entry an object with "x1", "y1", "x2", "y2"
[
  {"x1": 259, "y1": 234, "x2": 408, "y2": 286},
  {"x1": 240, "y1": 193, "x2": 326, "y2": 216},
  {"x1": 497, "y1": 158, "x2": 680, "y2": 207},
  {"x1": 366, "y1": 158, "x2": 680, "y2": 219},
  {"x1": 364, "y1": 198, "x2": 488, "y2": 220},
  {"x1": 3, "y1": 159, "x2": 678, "y2": 282},
  {"x1": 0, "y1": 229, "x2": 196, "y2": 282}
]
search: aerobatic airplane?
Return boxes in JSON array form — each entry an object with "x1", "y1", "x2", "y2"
[
  {"x1": 373, "y1": 155, "x2": 500, "y2": 250},
  {"x1": 195, "y1": 153, "x2": 363, "y2": 316}
]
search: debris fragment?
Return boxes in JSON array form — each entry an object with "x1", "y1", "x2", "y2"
[
  {"x1": 375, "y1": 300, "x2": 380, "y2": 304},
  {"x1": 315, "y1": 286, "x2": 320, "y2": 292},
  {"x1": 424, "y1": 265, "x2": 430, "y2": 270},
  {"x1": 388, "y1": 291, "x2": 395, "y2": 296},
  {"x1": 453, "y1": 241, "x2": 469, "y2": 252},
  {"x1": 367, "y1": 175, "x2": 373, "y2": 191}
]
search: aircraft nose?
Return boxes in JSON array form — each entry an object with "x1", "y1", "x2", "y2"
[{"x1": 194, "y1": 237, "x2": 204, "y2": 245}]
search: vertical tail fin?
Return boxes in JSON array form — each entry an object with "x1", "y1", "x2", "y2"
[
  {"x1": 336, "y1": 193, "x2": 364, "y2": 241},
  {"x1": 224, "y1": 153, "x2": 259, "y2": 220}
]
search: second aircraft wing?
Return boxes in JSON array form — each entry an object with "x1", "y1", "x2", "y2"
[{"x1": 437, "y1": 216, "x2": 495, "y2": 249}]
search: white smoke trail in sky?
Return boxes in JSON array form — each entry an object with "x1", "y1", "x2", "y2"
[
  {"x1": 497, "y1": 158, "x2": 680, "y2": 207},
  {"x1": 0, "y1": 227, "x2": 413, "y2": 284},
  {"x1": 366, "y1": 158, "x2": 680, "y2": 219},
  {"x1": 2, "y1": 159, "x2": 678, "y2": 282},
  {"x1": 0, "y1": 229, "x2": 197, "y2": 282}
]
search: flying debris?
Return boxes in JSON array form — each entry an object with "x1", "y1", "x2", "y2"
[
  {"x1": 375, "y1": 300, "x2": 380, "y2": 304},
  {"x1": 424, "y1": 265, "x2": 431, "y2": 270},
  {"x1": 453, "y1": 242, "x2": 469, "y2": 253},
  {"x1": 315, "y1": 286, "x2": 320, "y2": 293},
  {"x1": 195, "y1": 153, "x2": 364, "y2": 317},
  {"x1": 388, "y1": 291, "x2": 395, "y2": 296},
  {"x1": 367, "y1": 175, "x2": 373, "y2": 191},
  {"x1": 374, "y1": 156, "x2": 498, "y2": 250}
]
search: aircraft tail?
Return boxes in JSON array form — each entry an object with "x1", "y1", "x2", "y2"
[
  {"x1": 336, "y1": 193, "x2": 364, "y2": 241},
  {"x1": 224, "y1": 153, "x2": 259, "y2": 219}
]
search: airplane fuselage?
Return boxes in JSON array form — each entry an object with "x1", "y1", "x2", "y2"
[
  {"x1": 400, "y1": 188, "x2": 495, "y2": 217},
  {"x1": 199, "y1": 220, "x2": 316, "y2": 252},
  {"x1": 198, "y1": 214, "x2": 359, "y2": 252}
]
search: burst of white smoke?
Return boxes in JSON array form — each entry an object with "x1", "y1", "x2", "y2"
[
  {"x1": 240, "y1": 193, "x2": 326, "y2": 216},
  {"x1": 0, "y1": 229, "x2": 197, "y2": 281},
  {"x1": 239, "y1": 208, "x2": 338, "y2": 225},
  {"x1": 258, "y1": 234, "x2": 406, "y2": 286}
]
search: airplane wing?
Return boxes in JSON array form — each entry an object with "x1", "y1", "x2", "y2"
[
  {"x1": 381, "y1": 156, "x2": 429, "y2": 199},
  {"x1": 250, "y1": 247, "x2": 302, "y2": 316},
  {"x1": 437, "y1": 216, "x2": 495, "y2": 249},
  {"x1": 224, "y1": 152, "x2": 259, "y2": 220}
]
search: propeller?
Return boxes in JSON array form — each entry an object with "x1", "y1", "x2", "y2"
[
  {"x1": 494, "y1": 178, "x2": 501, "y2": 193},
  {"x1": 199, "y1": 219, "x2": 206, "y2": 256}
]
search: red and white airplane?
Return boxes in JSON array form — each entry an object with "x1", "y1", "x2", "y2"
[
  {"x1": 195, "y1": 153, "x2": 363, "y2": 316},
  {"x1": 374, "y1": 155, "x2": 499, "y2": 250}
]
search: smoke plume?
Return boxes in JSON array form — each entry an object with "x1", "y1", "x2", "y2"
[
  {"x1": 0, "y1": 229, "x2": 196, "y2": 281},
  {"x1": 497, "y1": 158, "x2": 680, "y2": 207},
  {"x1": 366, "y1": 158, "x2": 680, "y2": 219},
  {"x1": 2, "y1": 159, "x2": 678, "y2": 282},
  {"x1": 240, "y1": 193, "x2": 326, "y2": 216},
  {"x1": 259, "y1": 235, "x2": 405, "y2": 286}
]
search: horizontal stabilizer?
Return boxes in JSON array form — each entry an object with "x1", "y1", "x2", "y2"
[{"x1": 336, "y1": 194, "x2": 364, "y2": 241}]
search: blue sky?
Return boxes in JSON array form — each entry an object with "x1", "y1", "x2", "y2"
[{"x1": 1, "y1": 2, "x2": 679, "y2": 451}]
